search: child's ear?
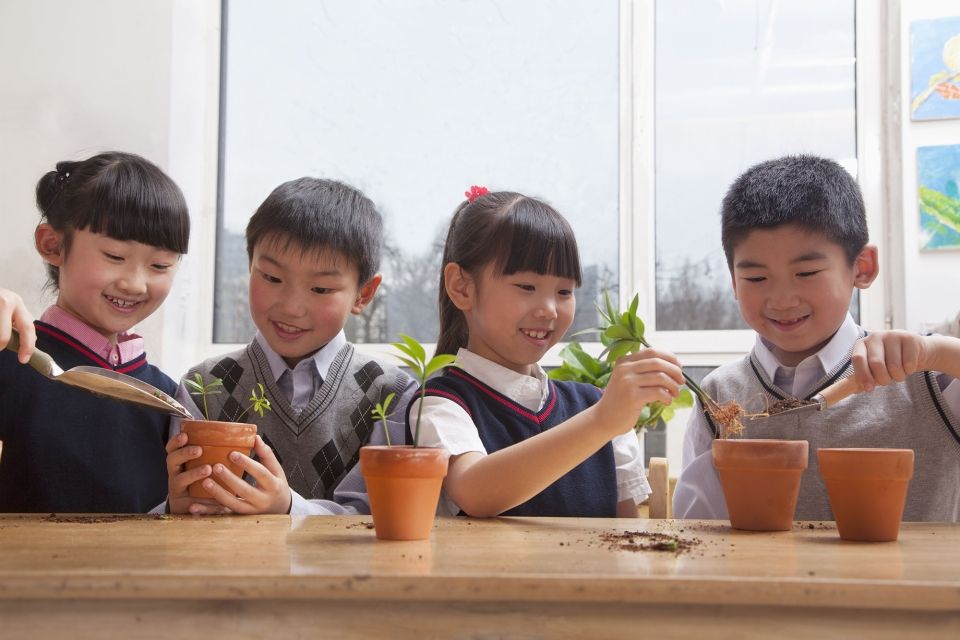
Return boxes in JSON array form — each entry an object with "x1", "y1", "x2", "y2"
[
  {"x1": 35, "y1": 223, "x2": 65, "y2": 266},
  {"x1": 443, "y1": 263, "x2": 474, "y2": 312},
  {"x1": 351, "y1": 274, "x2": 383, "y2": 315},
  {"x1": 852, "y1": 244, "x2": 879, "y2": 289}
]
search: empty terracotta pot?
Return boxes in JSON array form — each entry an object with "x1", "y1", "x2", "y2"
[
  {"x1": 817, "y1": 448, "x2": 914, "y2": 542},
  {"x1": 181, "y1": 420, "x2": 257, "y2": 499},
  {"x1": 360, "y1": 446, "x2": 449, "y2": 541},
  {"x1": 712, "y1": 438, "x2": 809, "y2": 531}
]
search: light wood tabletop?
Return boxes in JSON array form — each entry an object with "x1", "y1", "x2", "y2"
[{"x1": 0, "y1": 514, "x2": 957, "y2": 638}]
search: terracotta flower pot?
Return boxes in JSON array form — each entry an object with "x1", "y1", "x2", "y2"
[
  {"x1": 360, "y1": 446, "x2": 450, "y2": 541},
  {"x1": 817, "y1": 448, "x2": 914, "y2": 542},
  {"x1": 712, "y1": 439, "x2": 809, "y2": 531},
  {"x1": 181, "y1": 420, "x2": 257, "y2": 499}
]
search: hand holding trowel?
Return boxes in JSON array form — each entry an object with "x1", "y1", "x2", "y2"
[
  {"x1": 5, "y1": 327, "x2": 192, "y2": 419},
  {"x1": 765, "y1": 375, "x2": 864, "y2": 417}
]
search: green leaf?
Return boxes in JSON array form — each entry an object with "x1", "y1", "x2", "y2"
[
  {"x1": 605, "y1": 340, "x2": 638, "y2": 362},
  {"x1": 560, "y1": 342, "x2": 607, "y2": 378},
  {"x1": 603, "y1": 324, "x2": 634, "y2": 341},
  {"x1": 424, "y1": 354, "x2": 457, "y2": 378},
  {"x1": 394, "y1": 355, "x2": 423, "y2": 375},
  {"x1": 398, "y1": 333, "x2": 426, "y2": 362}
]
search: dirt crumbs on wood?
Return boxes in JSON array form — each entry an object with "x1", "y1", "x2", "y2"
[
  {"x1": 345, "y1": 521, "x2": 376, "y2": 530},
  {"x1": 41, "y1": 513, "x2": 170, "y2": 523},
  {"x1": 598, "y1": 530, "x2": 702, "y2": 554}
]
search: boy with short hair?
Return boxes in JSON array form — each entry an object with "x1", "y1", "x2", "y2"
[
  {"x1": 673, "y1": 155, "x2": 960, "y2": 522},
  {"x1": 165, "y1": 178, "x2": 416, "y2": 515}
]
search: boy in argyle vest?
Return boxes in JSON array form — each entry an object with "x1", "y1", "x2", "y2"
[
  {"x1": 164, "y1": 178, "x2": 416, "y2": 515},
  {"x1": 673, "y1": 155, "x2": 960, "y2": 521}
]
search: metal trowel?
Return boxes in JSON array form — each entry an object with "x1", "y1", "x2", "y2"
[
  {"x1": 765, "y1": 375, "x2": 864, "y2": 417},
  {"x1": 5, "y1": 327, "x2": 192, "y2": 419}
]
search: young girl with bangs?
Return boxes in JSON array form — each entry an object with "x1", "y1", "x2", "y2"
[
  {"x1": 0, "y1": 151, "x2": 190, "y2": 513},
  {"x1": 411, "y1": 187, "x2": 685, "y2": 518}
]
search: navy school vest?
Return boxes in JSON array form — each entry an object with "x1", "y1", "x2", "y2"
[{"x1": 409, "y1": 367, "x2": 618, "y2": 517}]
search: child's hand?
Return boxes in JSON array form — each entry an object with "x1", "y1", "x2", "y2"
[
  {"x1": 164, "y1": 432, "x2": 231, "y2": 515},
  {"x1": 595, "y1": 348, "x2": 684, "y2": 434},
  {"x1": 0, "y1": 289, "x2": 36, "y2": 364},
  {"x1": 852, "y1": 330, "x2": 932, "y2": 391},
  {"x1": 199, "y1": 435, "x2": 292, "y2": 515}
]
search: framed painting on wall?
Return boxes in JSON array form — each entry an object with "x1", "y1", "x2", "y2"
[
  {"x1": 910, "y1": 16, "x2": 960, "y2": 121},
  {"x1": 917, "y1": 144, "x2": 960, "y2": 251}
]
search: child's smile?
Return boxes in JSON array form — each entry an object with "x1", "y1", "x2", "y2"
[
  {"x1": 48, "y1": 228, "x2": 177, "y2": 342},
  {"x1": 731, "y1": 224, "x2": 876, "y2": 366},
  {"x1": 248, "y1": 237, "x2": 379, "y2": 369},
  {"x1": 463, "y1": 267, "x2": 575, "y2": 376}
]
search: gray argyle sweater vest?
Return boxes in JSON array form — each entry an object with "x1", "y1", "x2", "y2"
[
  {"x1": 187, "y1": 340, "x2": 409, "y2": 500},
  {"x1": 701, "y1": 349, "x2": 960, "y2": 522}
]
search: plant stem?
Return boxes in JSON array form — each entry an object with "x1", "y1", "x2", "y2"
[{"x1": 413, "y1": 388, "x2": 426, "y2": 448}]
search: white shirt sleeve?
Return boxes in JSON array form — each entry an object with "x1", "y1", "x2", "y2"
[
  {"x1": 672, "y1": 403, "x2": 728, "y2": 519},
  {"x1": 409, "y1": 394, "x2": 487, "y2": 516},
  {"x1": 612, "y1": 430, "x2": 651, "y2": 505}
]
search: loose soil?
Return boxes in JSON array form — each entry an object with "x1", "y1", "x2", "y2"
[
  {"x1": 767, "y1": 397, "x2": 817, "y2": 416},
  {"x1": 598, "y1": 530, "x2": 702, "y2": 554}
]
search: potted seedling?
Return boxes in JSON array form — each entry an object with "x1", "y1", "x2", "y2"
[
  {"x1": 180, "y1": 373, "x2": 272, "y2": 499},
  {"x1": 360, "y1": 334, "x2": 455, "y2": 541}
]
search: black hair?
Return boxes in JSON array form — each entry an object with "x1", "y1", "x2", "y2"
[
  {"x1": 436, "y1": 190, "x2": 582, "y2": 356},
  {"x1": 35, "y1": 151, "x2": 190, "y2": 287},
  {"x1": 245, "y1": 177, "x2": 383, "y2": 286},
  {"x1": 720, "y1": 154, "x2": 868, "y2": 270}
]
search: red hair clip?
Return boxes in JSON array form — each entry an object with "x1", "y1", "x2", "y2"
[{"x1": 465, "y1": 185, "x2": 489, "y2": 203}]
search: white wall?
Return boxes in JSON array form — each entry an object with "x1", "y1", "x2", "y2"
[
  {"x1": 0, "y1": 0, "x2": 219, "y2": 375},
  {"x1": 899, "y1": 1, "x2": 960, "y2": 332}
]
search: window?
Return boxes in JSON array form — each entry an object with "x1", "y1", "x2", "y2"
[
  {"x1": 653, "y1": 0, "x2": 857, "y2": 332},
  {"x1": 215, "y1": 0, "x2": 621, "y2": 345}
]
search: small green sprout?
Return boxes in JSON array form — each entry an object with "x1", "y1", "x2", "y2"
[
  {"x1": 392, "y1": 333, "x2": 457, "y2": 447},
  {"x1": 371, "y1": 392, "x2": 397, "y2": 447},
  {"x1": 184, "y1": 374, "x2": 272, "y2": 422}
]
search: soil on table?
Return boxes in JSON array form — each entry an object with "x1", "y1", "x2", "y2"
[{"x1": 598, "y1": 530, "x2": 702, "y2": 554}]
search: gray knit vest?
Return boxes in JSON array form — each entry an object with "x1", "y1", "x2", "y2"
[
  {"x1": 702, "y1": 350, "x2": 960, "y2": 522},
  {"x1": 187, "y1": 340, "x2": 410, "y2": 500}
]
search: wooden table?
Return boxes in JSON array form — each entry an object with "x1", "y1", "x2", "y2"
[{"x1": 0, "y1": 515, "x2": 957, "y2": 639}]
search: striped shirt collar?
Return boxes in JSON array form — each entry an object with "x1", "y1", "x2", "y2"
[{"x1": 39, "y1": 305, "x2": 145, "y2": 366}]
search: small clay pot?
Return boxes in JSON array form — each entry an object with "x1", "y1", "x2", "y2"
[
  {"x1": 360, "y1": 446, "x2": 450, "y2": 541},
  {"x1": 817, "y1": 448, "x2": 914, "y2": 542},
  {"x1": 712, "y1": 438, "x2": 809, "y2": 531},
  {"x1": 181, "y1": 420, "x2": 257, "y2": 499}
]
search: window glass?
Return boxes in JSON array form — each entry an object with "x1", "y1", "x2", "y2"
[
  {"x1": 215, "y1": 0, "x2": 620, "y2": 344},
  {"x1": 654, "y1": 1, "x2": 857, "y2": 330}
]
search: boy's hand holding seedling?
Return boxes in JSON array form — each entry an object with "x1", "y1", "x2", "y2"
[{"x1": 166, "y1": 375, "x2": 291, "y2": 515}]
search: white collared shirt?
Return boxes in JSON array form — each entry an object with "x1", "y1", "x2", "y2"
[
  {"x1": 254, "y1": 331, "x2": 346, "y2": 411},
  {"x1": 412, "y1": 348, "x2": 651, "y2": 516}
]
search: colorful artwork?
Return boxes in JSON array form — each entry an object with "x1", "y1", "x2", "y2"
[
  {"x1": 910, "y1": 16, "x2": 960, "y2": 121},
  {"x1": 917, "y1": 145, "x2": 960, "y2": 251}
]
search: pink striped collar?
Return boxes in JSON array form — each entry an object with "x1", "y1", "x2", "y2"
[{"x1": 39, "y1": 305, "x2": 146, "y2": 366}]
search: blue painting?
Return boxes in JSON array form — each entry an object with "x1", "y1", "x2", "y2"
[
  {"x1": 917, "y1": 145, "x2": 960, "y2": 251},
  {"x1": 910, "y1": 17, "x2": 960, "y2": 121}
]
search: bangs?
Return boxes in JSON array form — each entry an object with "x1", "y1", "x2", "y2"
[
  {"x1": 79, "y1": 162, "x2": 189, "y2": 254},
  {"x1": 490, "y1": 197, "x2": 582, "y2": 285}
]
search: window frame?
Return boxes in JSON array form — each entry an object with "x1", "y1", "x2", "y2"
[{"x1": 168, "y1": 0, "x2": 892, "y2": 385}]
